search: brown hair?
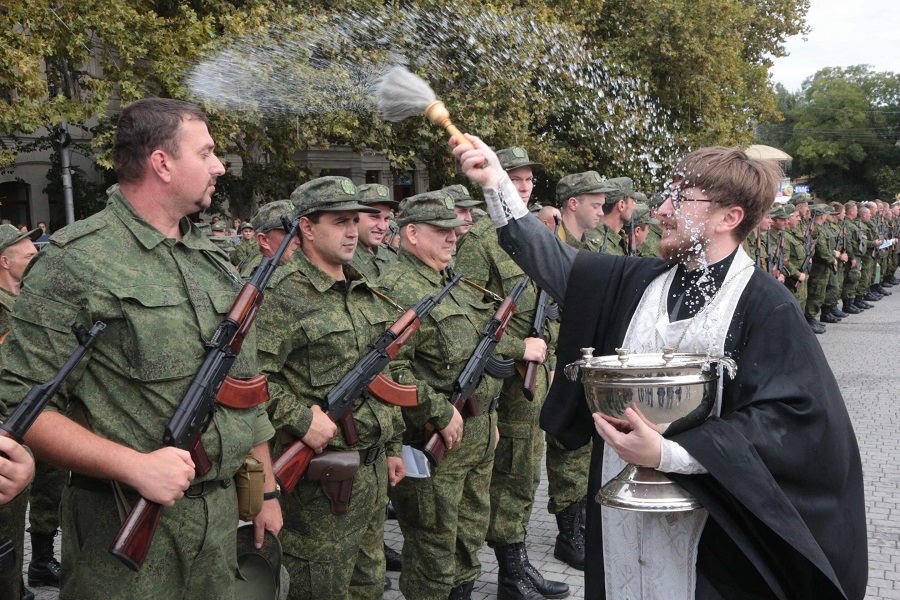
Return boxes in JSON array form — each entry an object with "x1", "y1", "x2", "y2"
[
  {"x1": 113, "y1": 98, "x2": 209, "y2": 184},
  {"x1": 670, "y1": 146, "x2": 781, "y2": 241}
]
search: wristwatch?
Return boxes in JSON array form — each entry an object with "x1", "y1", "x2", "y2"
[{"x1": 263, "y1": 482, "x2": 281, "y2": 501}]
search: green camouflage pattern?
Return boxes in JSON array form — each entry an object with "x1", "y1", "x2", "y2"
[
  {"x1": 805, "y1": 222, "x2": 836, "y2": 318},
  {"x1": 594, "y1": 222, "x2": 627, "y2": 256},
  {"x1": 27, "y1": 460, "x2": 64, "y2": 534},
  {"x1": 0, "y1": 187, "x2": 274, "y2": 600},
  {"x1": 637, "y1": 223, "x2": 661, "y2": 257},
  {"x1": 207, "y1": 234, "x2": 235, "y2": 255},
  {"x1": 824, "y1": 221, "x2": 844, "y2": 307},
  {"x1": 442, "y1": 184, "x2": 483, "y2": 208},
  {"x1": 397, "y1": 191, "x2": 467, "y2": 228},
  {"x1": 349, "y1": 242, "x2": 397, "y2": 283},
  {"x1": 250, "y1": 200, "x2": 296, "y2": 233},
  {"x1": 374, "y1": 251, "x2": 504, "y2": 597},
  {"x1": 0, "y1": 223, "x2": 40, "y2": 254},
  {"x1": 0, "y1": 489, "x2": 28, "y2": 600},
  {"x1": 255, "y1": 250, "x2": 404, "y2": 598},
  {"x1": 230, "y1": 238, "x2": 260, "y2": 268},
  {"x1": 454, "y1": 217, "x2": 557, "y2": 545},
  {"x1": 0, "y1": 285, "x2": 15, "y2": 334},
  {"x1": 785, "y1": 228, "x2": 808, "y2": 309},
  {"x1": 558, "y1": 220, "x2": 598, "y2": 252},
  {"x1": 745, "y1": 229, "x2": 769, "y2": 270},
  {"x1": 602, "y1": 176, "x2": 634, "y2": 203},
  {"x1": 495, "y1": 146, "x2": 542, "y2": 171},
  {"x1": 290, "y1": 177, "x2": 376, "y2": 218},
  {"x1": 556, "y1": 171, "x2": 613, "y2": 202},
  {"x1": 357, "y1": 183, "x2": 397, "y2": 208}
]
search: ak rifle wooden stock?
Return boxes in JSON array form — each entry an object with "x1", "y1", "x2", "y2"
[
  {"x1": 422, "y1": 277, "x2": 529, "y2": 466},
  {"x1": 109, "y1": 217, "x2": 300, "y2": 572},
  {"x1": 273, "y1": 273, "x2": 463, "y2": 495}
]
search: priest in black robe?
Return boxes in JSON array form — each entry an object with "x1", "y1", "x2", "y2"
[{"x1": 452, "y1": 138, "x2": 867, "y2": 600}]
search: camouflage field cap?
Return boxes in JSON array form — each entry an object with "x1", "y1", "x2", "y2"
[
  {"x1": 442, "y1": 184, "x2": 483, "y2": 208},
  {"x1": 239, "y1": 222, "x2": 255, "y2": 231},
  {"x1": 632, "y1": 191, "x2": 647, "y2": 204},
  {"x1": 0, "y1": 224, "x2": 41, "y2": 254},
  {"x1": 357, "y1": 183, "x2": 399, "y2": 209},
  {"x1": 783, "y1": 203, "x2": 796, "y2": 216},
  {"x1": 769, "y1": 205, "x2": 790, "y2": 219},
  {"x1": 603, "y1": 177, "x2": 636, "y2": 203},
  {"x1": 647, "y1": 192, "x2": 665, "y2": 209},
  {"x1": 211, "y1": 221, "x2": 228, "y2": 232},
  {"x1": 810, "y1": 203, "x2": 835, "y2": 216},
  {"x1": 631, "y1": 203, "x2": 659, "y2": 226},
  {"x1": 528, "y1": 202, "x2": 543, "y2": 213},
  {"x1": 789, "y1": 192, "x2": 810, "y2": 206},
  {"x1": 556, "y1": 171, "x2": 615, "y2": 202},
  {"x1": 290, "y1": 176, "x2": 379, "y2": 218},
  {"x1": 250, "y1": 200, "x2": 296, "y2": 233},
  {"x1": 397, "y1": 190, "x2": 468, "y2": 228},
  {"x1": 496, "y1": 146, "x2": 542, "y2": 171}
]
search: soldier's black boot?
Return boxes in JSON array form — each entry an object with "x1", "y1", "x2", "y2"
[
  {"x1": 842, "y1": 299, "x2": 861, "y2": 314},
  {"x1": 820, "y1": 308, "x2": 841, "y2": 323},
  {"x1": 448, "y1": 580, "x2": 475, "y2": 600},
  {"x1": 495, "y1": 543, "x2": 546, "y2": 600},
  {"x1": 831, "y1": 305, "x2": 849, "y2": 318},
  {"x1": 520, "y1": 542, "x2": 569, "y2": 598},
  {"x1": 876, "y1": 283, "x2": 892, "y2": 295},
  {"x1": 854, "y1": 296, "x2": 872, "y2": 310},
  {"x1": 384, "y1": 543, "x2": 402, "y2": 571},
  {"x1": 864, "y1": 289, "x2": 882, "y2": 301},
  {"x1": 27, "y1": 531, "x2": 61, "y2": 587},
  {"x1": 806, "y1": 316, "x2": 825, "y2": 334},
  {"x1": 553, "y1": 502, "x2": 585, "y2": 570}
]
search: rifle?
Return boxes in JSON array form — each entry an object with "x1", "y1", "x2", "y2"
[
  {"x1": 771, "y1": 231, "x2": 786, "y2": 279},
  {"x1": 857, "y1": 217, "x2": 866, "y2": 254},
  {"x1": 795, "y1": 218, "x2": 816, "y2": 291},
  {"x1": 273, "y1": 273, "x2": 462, "y2": 494},
  {"x1": 422, "y1": 276, "x2": 529, "y2": 466},
  {"x1": 1, "y1": 322, "x2": 105, "y2": 444},
  {"x1": 523, "y1": 217, "x2": 560, "y2": 400},
  {"x1": 833, "y1": 219, "x2": 847, "y2": 273},
  {"x1": 627, "y1": 214, "x2": 637, "y2": 256},
  {"x1": 754, "y1": 226, "x2": 762, "y2": 268},
  {"x1": 109, "y1": 217, "x2": 301, "y2": 572}
]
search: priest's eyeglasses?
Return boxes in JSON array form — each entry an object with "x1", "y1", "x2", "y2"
[{"x1": 663, "y1": 191, "x2": 716, "y2": 210}]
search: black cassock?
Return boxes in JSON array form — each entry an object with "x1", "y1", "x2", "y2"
[{"x1": 534, "y1": 250, "x2": 868, "y2": 600}]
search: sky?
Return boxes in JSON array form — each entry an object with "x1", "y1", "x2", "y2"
[{"x1": 768, "y1": 0, "x2": 900, "y2": 92}]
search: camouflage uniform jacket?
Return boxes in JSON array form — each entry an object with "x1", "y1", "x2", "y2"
[
  {"x1": 784, "y1": 229, "x2": 807, "y2": 285},
  {"x1": 208, "y1": 235, "x2": 235, "y2": 256},
  {"x1": 745, "y1": 230, "x2": 768, "y2": 270},
  {"x1": 375, "y1": 251, "x2": 504, "y2": 443},
  {"x1": 843, "y1": 219, "x2": 861, "y2": 262},
  {"x1": 593, "y1": 222, "x2": 626, "y2": 256},
  {"x1": 637, "y1": 223, "x2": 661, "y2": 257},
  {"x1": 349, "y1": 242, "x2": 397, "y2": 283},
  {"x1": 230, "y1": 238, "x2": 260, "y2": 268},
  {"x1": 0, "y1": 285, "x2": 16, "y2": 335},
  {"x1": 812, "y1": 222, "x2": 836, "y2": 266},
  {"x1": 240, "y1": 252, "x2": 264, "y2": 280},
  {"x1": 454, "y1": 217, "x2": 557, "y2": 369},
  {"x1": 256, "y1": 250, "x2": 404, "y2": 457},
  {"x1": 0, "y1": 187, "x2": 274, "y2": 483},
  {"x1": 558, "y1": 220, "x2": 598, "y2": 251}
]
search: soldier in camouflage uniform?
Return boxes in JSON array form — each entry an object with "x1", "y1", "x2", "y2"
[
  {"x1": 546, "y1": 172, "x2": 618, "y2": 571},
  {"x1": 744, "y1": 213, "x2": 770, "y2": 271},
  {"x1": 624, "y1": 203, "x2": 659, "y2": 258},
  {"x1": 593, "y1": 177, "x2": 635, "y2": 256},
  {"x1": 445, "y1": 184, "x2": 484, "y2": 249},
  {"x1": 804, "y1": 204, "x2": 838, "y2": 332},
  {"x1": 349, "y1": 184, "x2": 399, "y2": 282},
  {"x1": 822, "y1": 202, "x2": 850, "y2": 320},
  {"x1": 0, "y1": 98, "x2": 282, "y2": 600},
  {"x1": 455, "y1": 146, "x2": 568, "y2": 600},
  {"x1": 240, "y1": 200, "x2": 301, "y2": 279},
  {"x1": 255, "y1": 177, "x2": 405, "y2": 599},
  {"x1": 0, "y1": 429, "x2": 35, "y2": 600},
  {"x1": 376, "y1": 191, "x2": 510, "y2": 600},
  {"x1": 0, "y1": 224, "x2": 42, "y2": 600},
  {"x1": 767, "y1": 205, "x2": 794, "y2": 288},
  {"x1": 637, "y1": 193, "x2": 663, "y2": 258},
  {"x1": 208, "y1": 220, "x2": 235, "y2": 256},
  {"x1": 230, "y1": 223, "x2": 260, "y2": 269},
  {"x1": 556, "y1": 171, "x2": 613, "y2": 252},
  {"x1": 858, "y1": 205, "x2": 881, "y2": 305},
  {"x1": 839, "y1": 202, "x2": 864, "y2": 314}
]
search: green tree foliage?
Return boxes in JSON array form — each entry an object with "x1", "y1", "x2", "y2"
[{"x1": 758, "y1": 66, "x2": 900, "y2": 201}]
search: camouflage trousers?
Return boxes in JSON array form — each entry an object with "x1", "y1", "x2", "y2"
[
  {"x1": 805, "y1": 264, "x2": 830, "y2": 318},
  {"x1": 860, "y1": 256, "x2": 875, "y2": 291},
  {"x1": 60, "y1": 479, "x2": 239, "y2": 600},
  {"x1": 0, "y1": 489, "x2": 28, "y2": 600},
  {"x1": 28, "y1": 459, "x2": 64, "y2": 534},
  {"x1": 824, "y1": 263, "x2": 844, "y2": 307},
  {"x1": 280, "y1": 453, "x2": 388, "y2": 600},
  {"x1": 395, "y1": 411, "x2": 497, "y2": 600},
  {"x1": 791, "y1": 278, "x2": 808, "y2": 313},
  {"x1": 486, "y1": 367, "x2": 549, "y2": 546},
  {"x1": 546, "y1": 434, "x2": 590, "y2": 514},
  {"x1": 843, "y1": 263, "x2": 861, "y2": 301}
]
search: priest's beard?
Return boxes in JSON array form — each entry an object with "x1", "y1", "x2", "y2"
[{"x1": 659, "y1": 227, "x2": 711, "y2": 266}]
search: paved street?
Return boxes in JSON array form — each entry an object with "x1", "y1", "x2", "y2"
[{"x1": 26, "y1": 290, "x2": 900, "y2": 599}]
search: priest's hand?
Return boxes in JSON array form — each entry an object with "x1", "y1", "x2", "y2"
[
  {"x1": 451, "y1": 134, "x2": 505, "y2": 188},
  {"x1": 593, "y1": 404, "x2": 662, "y2": 469}
]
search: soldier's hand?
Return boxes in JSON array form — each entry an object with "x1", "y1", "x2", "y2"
[
  {"x1": 129, "y1": 447, "x2": 195, "y2": 506},
  {"x1": 439, "y1": 407, "x2": 464, "y2": 451},
  {"x1": 841, "y1": 252, "x2": 848, "y2": 262},
  {"x1": 777, "y1": 274, "x2": 785, "y2": 283},
  {"x1": 387, "y1": 456, "x2": 406, "y2": 486},
  {"x1": 799, "y1": 273, "x2": 807, "y2": 282},
  {"x1": 495, "y1": 425, "x2": 500, "y2": 449},
  {"x1": 0, "y1": 436, "x2": 35, "y2": 504},
  {"x1": 253, "y1": 495, "x2": 283, "y2": 548},
  {"x1": 523, "y1": 337, "x2": 548, "y2": 363},
  {"x1": 302, "y1": 405, "x2": 337, "y2": 454}
]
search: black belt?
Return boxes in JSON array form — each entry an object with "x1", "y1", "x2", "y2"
[{"x1": 359, "y1": 446, "x2": 384, "y2": 467}]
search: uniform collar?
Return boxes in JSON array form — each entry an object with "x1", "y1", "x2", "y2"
[
  {"x1": 295, "y1": 248, "x2": 367, "y2": 293},
  {"x1": 109, "y1": 187, "x2": 211, "y2": 251},
  {"x1": 398, "y1": 250, "x2": 446, "y2": 285}
]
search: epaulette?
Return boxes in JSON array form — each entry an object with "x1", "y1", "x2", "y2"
[{"x1": 47, "y1": 212, "x2": 110, "y2": 247}]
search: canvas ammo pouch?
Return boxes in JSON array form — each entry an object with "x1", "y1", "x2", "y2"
[
  {"x1": 306, "y1": 450, "x2": 360, "y2": 515},
  {"x1": 235, "y1": 454, "x2": 265, "y2": 521}
]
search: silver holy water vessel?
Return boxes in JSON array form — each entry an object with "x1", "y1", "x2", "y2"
[{"x1": 565, "y1": 347, "x2": 736, "y2": 512}]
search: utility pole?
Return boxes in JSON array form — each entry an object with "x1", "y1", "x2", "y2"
[{"x1": 53, "y1": 120, "x2": 75, "y2": 225}]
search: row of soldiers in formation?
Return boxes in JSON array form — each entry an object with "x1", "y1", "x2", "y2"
[
  {"x1": 4, "y1": 118, "x2": 895, "y2": 600},
  {"x1": 745, "y1": 194, "x2": 900, "y2": 334}
]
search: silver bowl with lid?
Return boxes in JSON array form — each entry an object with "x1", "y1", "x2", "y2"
[{"x1": 565, "y1": 347, "x2": 736, "y2": 512}]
